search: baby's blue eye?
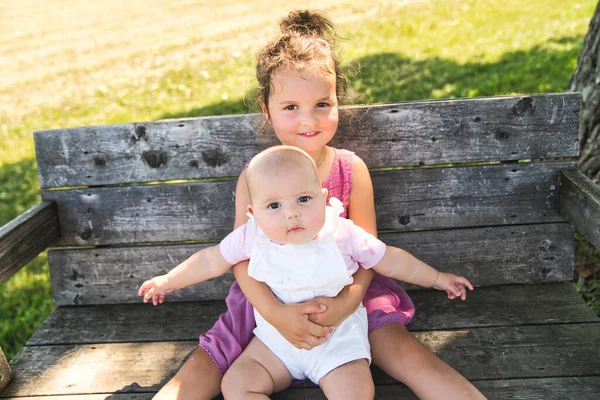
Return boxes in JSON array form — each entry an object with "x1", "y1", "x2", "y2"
[
  {"x1": 298, "y1": 196, "x2": 310, "y2": 203},
  {"x1": 268, "y1": 202, "x2": 280, "y2": 210}
]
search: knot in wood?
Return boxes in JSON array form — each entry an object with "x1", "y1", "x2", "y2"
[
  {"x1": 202, "y1": 148, "x2": 229, "y2": 168},
  {"x1": 132, "y1": 125, "x2": 147, "y2": 142},
  {"x1": 93, "y1": 156, "x2": 106, "y2": 167},
  {"x1": 398, "y1": 215, "x2": 411, "y2": 225},
  {"x1": 494, "y1": 127, "x2": 510, "y2": 141},
  {"x1": 142, "y1": 150, "x2": 168, "y2": 168},
  {"x1": 80, "y1": 229, "x2": 92, "y2": 241},
  {"x1": 512, "y1": 97, "x2": 535, "y2": 116}
]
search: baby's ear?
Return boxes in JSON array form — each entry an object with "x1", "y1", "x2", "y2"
[{"x1": 322, "y1": 188, "x2": 328, "y2": 199}]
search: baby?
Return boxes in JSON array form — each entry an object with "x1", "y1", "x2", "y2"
[{"x1": 139, "y1": 145, "x2": 473, "y2": 398}]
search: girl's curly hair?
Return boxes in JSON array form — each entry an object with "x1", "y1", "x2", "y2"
[{"x1": 255, "y1": 10, "x2": 353, "y2": 118}]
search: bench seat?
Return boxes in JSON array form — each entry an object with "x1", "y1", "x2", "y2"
[{"x1": 2, "y1": 282, "x2": 599, "y2": 399}]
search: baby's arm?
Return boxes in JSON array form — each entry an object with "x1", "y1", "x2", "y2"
[
  {"x1": 372, "y1": 247, "x2": 474, "y2": 300},
  {"x1": 138, "y1": 245, "x2": 232, "y2": 305}
]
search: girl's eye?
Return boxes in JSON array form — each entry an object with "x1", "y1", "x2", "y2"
[
  {"x1": 267, "y1": 202, "x2": 280, "y2": 210},
  {"x1": 284, "y1": 105, "x2": 298, "y2": 111},
  {"x1": 298, "y1": 196, "x2": 311, "y2": 203},
  {"x1": 317, "y1": 102, "x2": 329, "y2": 108}
]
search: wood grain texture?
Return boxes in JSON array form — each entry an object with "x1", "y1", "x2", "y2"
[
  {"x1": 0, "y1": 202, "x2": 60, "y2": 285},
  {"x1": 5, "y1": 323, "x2": 600, "y2": 397},
  {"x1": 275, "y1": 377, "x2": 600, "y2": 400},
  {"x1": 48, "y1": 224, "x2": 573, "y2": 305},
  {"x1": 34, "y1": 94, "x2": 581, "y2": 188},
  {"x1": 28, "y1": 283, "x2": 598, "y2": 345},
  {"x1": 41, "y1": 161, "x2": 573, "y2": 247},
  {"x1": 3, "y1": 377, "x2": 600, "y2": 399},
  {"x1": 558, "y1": 169, "x2": 600, "y2": 249}
]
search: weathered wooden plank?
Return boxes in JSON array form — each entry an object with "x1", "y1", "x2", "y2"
[
  {"x1": 373, "y1": 161, "x2": 574, "y2": 231},
  {"x1": 558, "y1": 169, "x2": 600, "y2": 250},
  {"x1": 470, "y1": 377, "x2": 600, "y2": 400},
  {"x1": 3, "y1": 377, "x2": 600, "y2": 399},
  {"x1": 28, "y1": 283, "x2": 597, "y2": 345},
  {"x1": 275, "y1": 377, "x2": 600, "y2": 400},
  {"x1": 6, "y1": 323, "x2": 600, "y2": 397},
  {"x1": 0, "y1": 347, "x2": 11, "y2": 394},
  {"x1": 42, "y1": 161, "x2": 573, "y2": 246},
  {"x1": 4, "y1": 342, "x2": 198, "y2": 397},
  {"x1": 48, "y1": 223, "x2": 573, "y2": 305},
  {"x1": 34, "y1": 94, "x2": 581, "y2": 189},
  {"x1": 0, "y1": 202, "x2": 60, "y2": 285}
]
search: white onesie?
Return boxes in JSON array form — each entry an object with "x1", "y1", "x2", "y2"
[{"x1": 219, "y1": 198, "x2": 386, "y2": 383}]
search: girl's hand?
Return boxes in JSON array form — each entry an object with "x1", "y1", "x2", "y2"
[
  {"x1": 138, "y1": 275, "x2": 172, "y2": 306},
  {"x1": 268, "y1": 302, "x2": 335, "y2": 350},
  {"x1": 306, "y1": 294, "x2": 358, "y2": 328},
  {"x1": 433, "y1": 272, "x2": 474, "y2": 301}
]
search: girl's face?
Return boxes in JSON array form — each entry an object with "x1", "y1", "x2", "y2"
[{"x1": 265, "y1": 66, "x2": 339, "y2": 157}]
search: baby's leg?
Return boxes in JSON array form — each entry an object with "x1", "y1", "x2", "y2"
[
  {"x1": 221, "y1": 337, "x2": 292, "y2": 399},
  {"x1": 319, "y1": 359, "x2": 374, "y2": 400}
]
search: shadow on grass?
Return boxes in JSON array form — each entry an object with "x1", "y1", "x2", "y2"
[
  {"x1": 0, "y1": 157, "x2": 41, "y2": 226},
  {"x1": 161, "y1": 98, "x2": 257, "y2": 120},
  {"x1": 159, "y1": 35, "x2": 583, "y2": 120}
]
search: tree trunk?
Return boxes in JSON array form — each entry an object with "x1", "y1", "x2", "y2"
[
  {"x1": 568, "y1": 2, "x2": 600, "y2": 183},
  {"x1": 0, "y1": 346, "x2": 12, "y2": 393}
]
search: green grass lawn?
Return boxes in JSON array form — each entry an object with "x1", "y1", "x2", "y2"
[{"x1": 1, "y1": 0, "x2": 598, "y2": 361}]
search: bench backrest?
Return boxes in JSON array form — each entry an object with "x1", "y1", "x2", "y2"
[{"x1": 36, "y1": 94, "x2": 581, "y2": 306}]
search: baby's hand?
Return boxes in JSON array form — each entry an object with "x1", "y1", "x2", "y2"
[
  {"x1": 433, "y1": 272, "x2": 474, "y2": 301},
  {"x1": 138, "y1": 275, "x2": 172, "y2": 305}
]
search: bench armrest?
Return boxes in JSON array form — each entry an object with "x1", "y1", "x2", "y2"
[
  {"x1": 558, "y1": 169, "x2": 600, "y2": 250},
  {"x1": 0, "y1": 201, "x2": 60, "y2": 285}
]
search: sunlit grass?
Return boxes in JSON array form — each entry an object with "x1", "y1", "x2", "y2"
[{"x1": 0, "y1": 255, "x2": 53, "y2": 360}]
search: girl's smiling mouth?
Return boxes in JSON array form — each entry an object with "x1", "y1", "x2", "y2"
[{"x1": 299, "y1": 131, "x2": 320, "y2": 137}]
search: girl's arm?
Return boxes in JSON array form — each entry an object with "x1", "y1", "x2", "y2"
[
  {"x1": 138, "y1": 245, "x2": 232, "y2": 305},
  {"x1": 373, "y1": 246, "x2": 474, "y2": 301},
  {"x1": 307, "y1": 155, "x2": 375, "y2": 328},
  {"x1": 231, "y1": 170, "x2": 333, "y2": 349}
]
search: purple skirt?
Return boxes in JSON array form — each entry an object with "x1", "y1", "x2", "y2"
[{"x1": 199, "y1": 273, "x2": 414, "y2": 375}]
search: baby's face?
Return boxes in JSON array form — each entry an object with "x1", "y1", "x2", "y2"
[{"x1": 249, "y1": 167, "x2": 326, "y2": 245}]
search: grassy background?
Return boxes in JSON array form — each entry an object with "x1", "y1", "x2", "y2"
[{"x1": 1, "y1": 0, "x2": 598, "y2": 361}]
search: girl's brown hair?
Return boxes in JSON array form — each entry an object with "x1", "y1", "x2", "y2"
[{"x1": 255, "y1": 10, "x2": 351, "y2": 117}]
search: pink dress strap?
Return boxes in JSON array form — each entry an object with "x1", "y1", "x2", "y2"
[{"x1": 322, "y1": 148, "x2": 354, "y2": 218}]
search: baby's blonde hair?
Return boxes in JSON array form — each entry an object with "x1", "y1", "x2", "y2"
[{"x1": 246, "y1": 146, "x2": 320, "y2": 200}]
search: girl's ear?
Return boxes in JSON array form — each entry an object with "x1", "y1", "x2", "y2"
[
  {"x1": 322, "y1": 188, "x2": 328, "y2": 199},
  {"x1": 247, "y1": 204, "x2": 254, "y2": 216},
  {"x1": 258, "y1": 98, "x2": 269, "y2": 118}
]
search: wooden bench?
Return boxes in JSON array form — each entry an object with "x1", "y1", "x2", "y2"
[{"x1": 1, "y1": 93, "x2": 600, "y2": 399}]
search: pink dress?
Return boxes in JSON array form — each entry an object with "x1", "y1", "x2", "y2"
[{"x1": 199, "y1": 147, "x2": 415, "y2": 375}]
